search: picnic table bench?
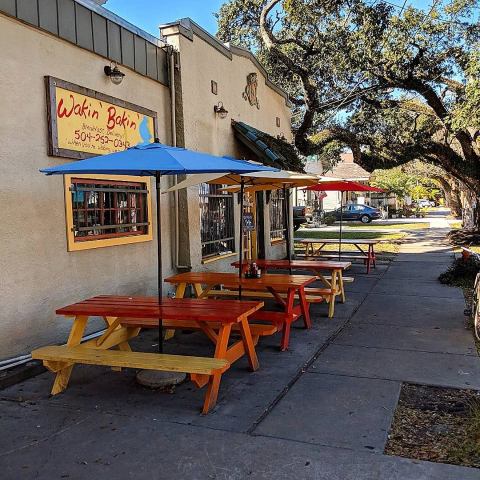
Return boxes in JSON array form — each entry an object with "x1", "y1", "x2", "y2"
[
  {"x1": 232, "y1": 259, "x2": 352, "y2": 318},
  {"x1": 165, "y1": 272, "x2": 317, "y2": 351},
  {"x1": 296, "y1": 238, "x2": 381, "y2": 273},
  {"x1": 32, "y1": 296, "x2": 263, "y2": 414}
]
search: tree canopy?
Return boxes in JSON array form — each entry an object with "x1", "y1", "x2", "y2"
[
  {"x1": 216, "y1": 0, "x2": 480, "y2": 198},
  {"x1": 371, "y1": 161, "x2": 441, "y2": 201}
]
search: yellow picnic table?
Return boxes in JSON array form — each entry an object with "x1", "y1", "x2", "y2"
[{"x1": 232, "y1": 259, "x2": 352, "y2": 317}]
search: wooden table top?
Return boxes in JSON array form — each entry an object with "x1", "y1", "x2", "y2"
[
  {"x1": 296, "y1": 238, "x2": 381, "y2": 245},
  {"x1": 164, "y1": 272, "x2": 317, "y2": 289},
  {"x1": 231, "y1": 259, "x2": 351, "y2": 270},
  {"x1": 56, "y1": 295, "x2": 263, "y2": 323}
]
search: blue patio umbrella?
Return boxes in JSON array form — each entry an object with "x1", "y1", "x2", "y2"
[{"x1": 41, "y1": 141, "x2": 277, "y2": 351}]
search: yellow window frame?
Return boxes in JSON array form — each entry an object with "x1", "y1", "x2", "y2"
[{"x1": 64, "y1": 174, "x2": 153, "y2": 252}]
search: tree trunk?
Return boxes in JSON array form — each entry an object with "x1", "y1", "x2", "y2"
[
  {"x1": 461, "y1": 186, "x2": 480, "y2": 231},
  {"x1": 433, "y1": 175, "x2": 462, "y2": 218}
]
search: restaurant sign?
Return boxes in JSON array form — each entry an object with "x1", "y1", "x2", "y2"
[{"x1": 46, "y1": 77, "x2": 158, "y2": 160}]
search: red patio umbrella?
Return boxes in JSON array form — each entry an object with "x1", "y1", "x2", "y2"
[{"x1": 306, "y1": 181, "x2": 385, "y2": 259}]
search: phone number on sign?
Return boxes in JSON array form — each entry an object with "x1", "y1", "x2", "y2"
[{"x1": 74, "y1": 130, "x2": 131, "y2": 149}]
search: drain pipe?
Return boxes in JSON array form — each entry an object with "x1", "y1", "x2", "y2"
[
  {"x1": 167, "y1": 46, "x2": 189, "y2": 270},
  {"x1": 0, "y1": 329, "x2": 107, "y2": 372}
]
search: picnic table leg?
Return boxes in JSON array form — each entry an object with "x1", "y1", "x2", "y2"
[
  {"x1": 298, "y1": 287, "x2": 311, "y2": 329},
  {"x1": 371, "y1": 245, "x2": 377, "y2": 268},
  {"x1": 366, "y1": 245, "x2": 373, "y2": 273},
  {"x1": 337, "y1": 270, "x2": 346, "y2": 303},
  {"x1": 328, "y1": 273, "x2": 337, "y2": 318},
  {"x1": 100, "y1": 316, "x2": 128, "y2": 372},
  {"x1": 238, "y1": 316, "x2": 259, "y2": 371},
  {"x1": 267, "y1": 286, "x2": 287, "y2": 308},
  {"x1": 280, "y1": 288, "x2": 295, "y2": 351},
  {"x1": 193, "y1": 283, "x2": 204, "y2": 298},
  {"x1": 175, "y1": 282, "x2": 187, "y2": 298},
  {"x1": 50, "y1": 315, "x2": 88, "y2": 395},
  {"x1": 202, "y1": 323, "x2": 232, "y2": 414}
]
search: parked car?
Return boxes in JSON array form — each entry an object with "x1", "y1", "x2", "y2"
[
  {"x1": 415, "y1": 199, "x2": 435, "y2": 208},
  {"x1": 332, "y1": 204, "x2": 381, "y2": 223},
  {"x1": 293, "y1": 206, "x2": 312, "y2": 230}
]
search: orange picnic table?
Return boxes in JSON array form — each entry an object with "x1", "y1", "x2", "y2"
[
  {"x1": 164, "y1": 272, "x2": 317, "y2": 351},
  {"x1": 232, "y1": 259, "x2": 352, "y2": 317},
  {"x1": 32, "y1": 296, "x2": 264, "y2": 414}
]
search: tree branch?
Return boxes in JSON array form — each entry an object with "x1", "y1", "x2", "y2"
[{"x1": 259, "y1": 0, "x2": 319, "y2": 153}]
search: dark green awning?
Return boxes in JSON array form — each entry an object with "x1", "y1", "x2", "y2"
[{"x1": 232, "y1": 121, "x2": 304, "y2": 172}]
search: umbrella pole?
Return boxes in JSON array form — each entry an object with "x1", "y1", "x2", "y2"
[
  {"x1": 339, "y1": 192, "x2": 344, "y2": 261},
  {"x1": 156, "y1": 172, "x2": 163, "y2": 354},
  {"x1": 283, "y1": 185, "x2": 292, "y2": 273},
  {"x1": 239, "y1": 180, "x2": 245, "y2": 300}
]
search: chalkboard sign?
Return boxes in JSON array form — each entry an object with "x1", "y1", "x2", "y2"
[{"x1": 243, "y1": 212, "x2": 255, "y2": 231}]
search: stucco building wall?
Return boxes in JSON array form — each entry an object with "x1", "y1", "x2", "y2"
[
  {"x1": 0, "y1": 13, "x2": 172, "y2": 359},
  {"x1": 0, "y1": 12, "x2": 294, "y2": 360},
  {"x1": 162, "y1": 20, "x2": 293, "y2": 275}
]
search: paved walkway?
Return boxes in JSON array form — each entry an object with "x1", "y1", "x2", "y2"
[{"x1": 1, "y1": 211, "x2": 479, "y2": 479}]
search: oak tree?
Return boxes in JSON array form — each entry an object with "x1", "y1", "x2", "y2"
[{"x1": 217, "y1": 0, "x2": 480, "y2": 226}]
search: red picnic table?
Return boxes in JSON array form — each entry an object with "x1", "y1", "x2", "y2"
[
  {"x1": 164, "y1": 272, "x2": 317, "y2": 351},
  {"x1": 232, "y1": 259, "x2": 351, "y2": 317},
  {"x1": 296, "y1": 238, "x2": 380, "y2": 273},
  {"x1": 32, "y1": 296, "x2": 264, "y2": 414}
]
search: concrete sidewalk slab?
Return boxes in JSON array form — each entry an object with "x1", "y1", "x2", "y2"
[
  {"x1": 2, "y1": 211, "x2": 479, "y2": 478},
  {"x1": 342, "y1": 276, "x2": 380, "y2": 293},
  {"x1": 334, "y1": 323, "x2": 476, "y2": 355},
  {"x1": 255, "y1": 373, "x2": 400, "y2": 452},
  {"x1": 382, "y1": 262, "x2": 449, "y2": 280},
  {"x1": 309, "y1": 291, "x2": 367, "y2": 319},
  {"x1": 2, "y1": 399, "x2": 478, "y2": 480},
  {"x1": 370, "y1": 280, "x2": 463, "y2": 298},
  {"x1": 351, "y1": 293, "x2": 466, "y2": 329},
  {"x1": 311, "y1": 345, "x2": 480, "y2": 390},
  {"x1": 0, "y1": 321, "x2": 343, "y2": 434},
  {"x1": 394, "y1": 253, "x2": 454, "y2": 263}
]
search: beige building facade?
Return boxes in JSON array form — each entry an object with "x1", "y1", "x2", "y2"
[
  {"x1": 161, "y1": 19, "x2": 294, "y2": 273},
  {"x1": 0, "y1": 2, "x2": 294, "y2": 360}
]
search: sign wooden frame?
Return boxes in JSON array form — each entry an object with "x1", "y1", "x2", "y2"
[{"x1": 45, "y1": 76, "x2": 158, "y2": 160}]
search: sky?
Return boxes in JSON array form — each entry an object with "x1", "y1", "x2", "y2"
[
  {"x1": 104, "y1": 0, "x2": 225, "y2": 37},
  {"x1": 103, "y1": 0, "x2": 475, "y2": 40}
]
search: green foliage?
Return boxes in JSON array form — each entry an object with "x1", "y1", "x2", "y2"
[
  {"x1": 216, "y1": 0, "x2": 480, "y2": 200},
  {"x1": 323, "y1": 213, "x2": 336, "y2": 225},
  {"x1": 439, "y1": 256, "x2": 480, "y2": 288},
  {"x1": 451, "y1": 50, "x2": 480, "y2": 130},
  {"x1": 370, "y1": 168, "x2": 416, "y2": 198}
]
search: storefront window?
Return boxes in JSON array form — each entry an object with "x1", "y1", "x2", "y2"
[
  {"x1": 269, "y1": 190, "x2": 286, "y2": 241},
  {"x1": 199, "y1": 184, "x2": 235, "y2": 258},
  {"x1": 64, "y1": 175, "x2": 152, "y2": 251}
]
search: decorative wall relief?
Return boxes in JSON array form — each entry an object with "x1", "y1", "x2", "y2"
[{"x1": 242, "y1": 73, "x2": 260, "y2": 109}]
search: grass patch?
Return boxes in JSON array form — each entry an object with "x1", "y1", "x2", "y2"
[
  {"x1": 341, "y1": 221, "x2": 430, "y2": 230},
  {"x1": 450, "y1": 221, "x2": 463, "y2": 229},
  {"x1": 447, "y1": 399, "x2": 480, "y2": 466}
]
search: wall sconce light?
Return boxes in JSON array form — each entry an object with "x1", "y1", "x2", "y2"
[
  {"x1": 104, "y1": 63, "x2": 125, "y2": 85},
  {"x1": 214, "y1": 101, "x2": 228, "y2": 119}
]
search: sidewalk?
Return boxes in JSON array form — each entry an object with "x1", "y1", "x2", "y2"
[{"x1": 0, "y1": 213, "x2": 479, "y2": 479}]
